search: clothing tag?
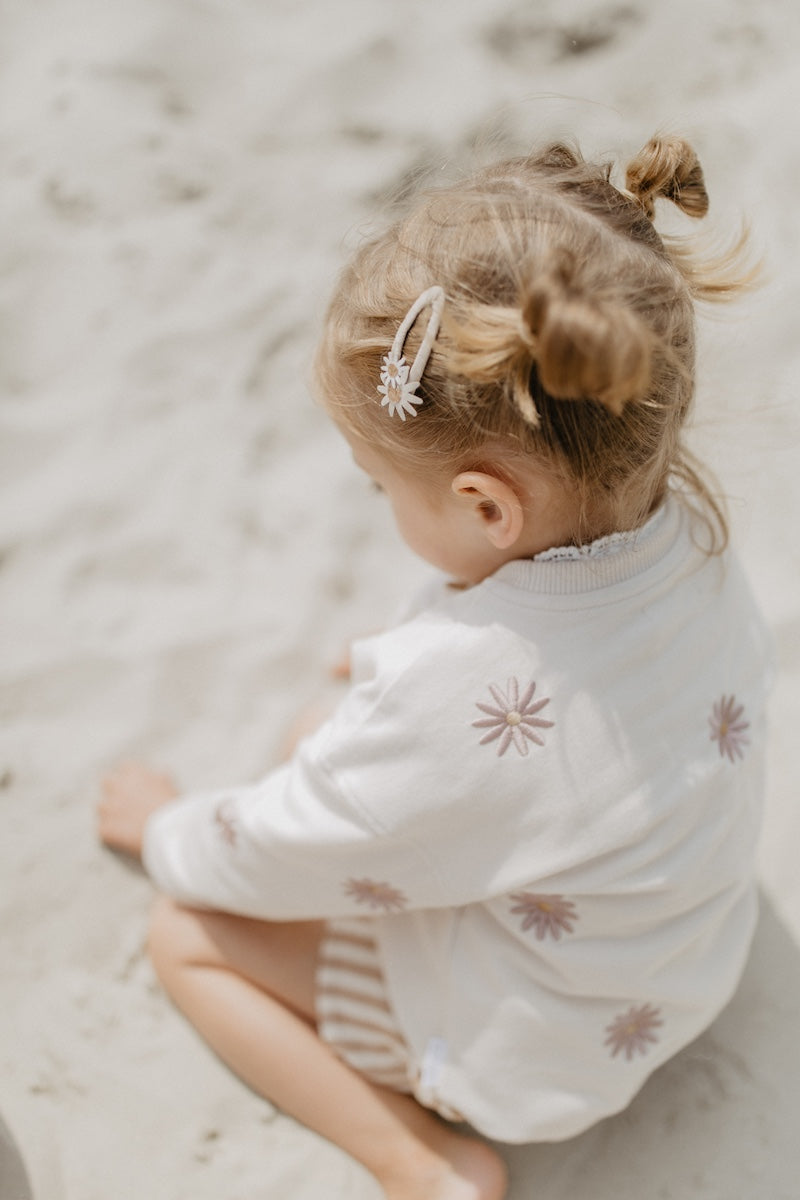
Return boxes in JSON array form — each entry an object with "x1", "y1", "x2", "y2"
[{"x1": 420, "y1": 1036, "x2": 448, "y2": 1091}]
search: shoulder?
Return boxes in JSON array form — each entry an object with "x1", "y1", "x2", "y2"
[
  {"x1": 349, "y1": 611, "x2": 542, "y2": 706},
  {"x1": 301, "y1": 612, "x2": 561, "y2": 865},
  {"x1": 311, "y1": 611, "x2": 557, "y2": 801}
]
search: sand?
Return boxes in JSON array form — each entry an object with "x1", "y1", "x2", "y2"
[{"x1": 1, "y1": 0, "x2": 799, "y2": 1196}]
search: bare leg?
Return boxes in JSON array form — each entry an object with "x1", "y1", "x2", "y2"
[{"x1": 148, "y1": 898, "x2": 507, "y2": 1200}]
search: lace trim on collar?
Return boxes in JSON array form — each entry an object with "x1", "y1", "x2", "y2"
[{"x1": 532, "y1": 506, "x2": 667, "y2": 563}]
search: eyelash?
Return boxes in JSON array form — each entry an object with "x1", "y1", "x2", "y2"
[{"x1": 370, "y1": 481, "x2": 384, "y2": 494}]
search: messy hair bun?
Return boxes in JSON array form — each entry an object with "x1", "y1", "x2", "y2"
[
  {"x1": 625, "y1": 135, "x2": 709, "y2": 220},
  {"x1": 439, "y1": 243, "x2": 658, "y2": 428},
  {"x1": 317, "y1": 133, "x2": 753, "y2": 549},
  {"x1": 522, "y1": 247, "x2": 654, "y2": 417}
]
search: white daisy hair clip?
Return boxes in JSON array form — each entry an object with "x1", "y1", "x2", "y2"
[{"x1": 377, "y1": 285, "x2": 445, "y2": 420}]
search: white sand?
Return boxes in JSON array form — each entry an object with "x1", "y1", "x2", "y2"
[{"x1": 1, "y1": 1, "x2": 799, "y2": 1196}]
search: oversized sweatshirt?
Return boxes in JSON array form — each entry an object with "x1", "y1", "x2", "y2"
[{"x1": 143, "y1": 498, "x2": 770, "y2": 1141}]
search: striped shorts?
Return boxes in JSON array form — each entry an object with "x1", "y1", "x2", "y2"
[{"x1": 315, "y1": 917, "x2": 414, "y2": 1093}]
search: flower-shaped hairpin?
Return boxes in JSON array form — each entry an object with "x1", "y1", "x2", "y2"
[{"x1": 377, "y1": 285, "x2": 445, "y2": 420}]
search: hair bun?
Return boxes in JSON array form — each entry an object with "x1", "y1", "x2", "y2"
[
  {"x1": 523, "y1": 248, "x2": 653, "y2": 416},
  {"x1": 625, "y1": 135, "x2": 709, "y2": 220}
]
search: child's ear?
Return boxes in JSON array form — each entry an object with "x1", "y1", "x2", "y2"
[{"x1": 452, "y1": 472, "x2": 525, "y2": 550}]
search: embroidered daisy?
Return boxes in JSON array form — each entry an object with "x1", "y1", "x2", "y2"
[
  {"x1": 213, "y1": 797, "x2": 239, "y2": 848},
  {"x1": 709, "y1": 694, "x2": 750, "y2": 762},
  {"x1": 377, "y1": 352, "x2": 423, "y2": 420},
  {"x1": 344, "y1": 877, "x2": 408, "y2": 912},
  {"x1": 604, "y1": 1003, "x2": 663, "y2": 1061},
  {"x1": 509, "y1": 893, "x2": 578, "y2": 940},
  {"x1": 473, "y1": 677, "x2": 554, "y2": 756}
]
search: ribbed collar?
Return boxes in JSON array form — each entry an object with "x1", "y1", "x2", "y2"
[{"x1": 486, "y1": 498, "x2": 687, "y2": 599}]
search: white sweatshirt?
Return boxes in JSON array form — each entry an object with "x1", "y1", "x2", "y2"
[{"x1": 143, "y1": 498, "x2": 770, "y2": 1141}]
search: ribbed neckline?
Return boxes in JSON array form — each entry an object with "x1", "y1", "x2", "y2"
[
  {"x1": 488, "y1": 498, "x2": 686, "y2": 598},
  {"x1": 531, "y1": 503, "x2": 668, "y2": 563}
]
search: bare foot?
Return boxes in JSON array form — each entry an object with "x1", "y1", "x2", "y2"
[{"x1": 381, "y1": 1132, "x2": 508, "y2": 1200}]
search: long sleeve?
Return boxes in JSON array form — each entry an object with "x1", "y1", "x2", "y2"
[
  {"x1": 142, "y1": 616, "x2": 556, "y2": 919},
  {"x1": 142, "y1": 741, "x2": 452, "y2": 921}
]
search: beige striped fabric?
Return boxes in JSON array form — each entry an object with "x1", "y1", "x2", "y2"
[{"x1": 316, "y1": 917, "x2": 413, "y2": 1092}]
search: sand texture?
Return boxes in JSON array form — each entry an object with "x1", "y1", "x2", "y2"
[{"x1": 1, "y1": 1, "x2": 799, "y2": 1196}]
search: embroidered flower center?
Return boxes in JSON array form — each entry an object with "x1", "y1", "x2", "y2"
[{"x1": 473, "y1": 677, "x2": 553, "y2": 757}]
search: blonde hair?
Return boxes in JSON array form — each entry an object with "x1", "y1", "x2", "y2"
[{"x1": 315, "y1": 135, "x2": 754, "y2": 549}]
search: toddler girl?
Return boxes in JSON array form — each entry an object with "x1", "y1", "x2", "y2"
[{"x1": 99, "y1": 134, "x2": 769, "y2": 1200}]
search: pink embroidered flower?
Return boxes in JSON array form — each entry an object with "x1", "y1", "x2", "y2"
[
  {"x1": 213, "y1": 797, "x2": 239, "y2": 848},
  {"x1": 604, "y1": 1003, "x2": 663, "y2": 1060},
  {"x1": 344, "y1": 877, "x2": 408, "y2": 912},
  {"x1": 709, "y1": 694, "x2": 750, "y2": 762},
  {"x1": 473, "y1": 677, "x2": 553, "y2": 756},
  {"x1": 509, "y1": 892, "x2": 578, "y2": 940}
]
